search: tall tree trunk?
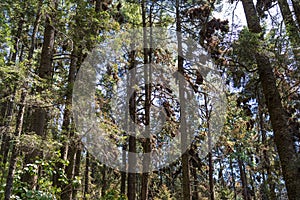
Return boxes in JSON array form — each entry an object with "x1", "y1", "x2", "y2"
[
  {"x1": 4, "y1": 90, "x2": 26, "y2": 200},
  {"x1": 277, "y1": 0, "x2": 300, "y2": 63},
  {"x1": 255, "y1": 53, "x2": 300, "y2": 199},
  {"x1": 11, "y1": 16, "x2": 24, "y2": 63},
  {"x1": 241, "y1": 1, "x2": 300, "y2": 199},
  {"x1": 191, "y1": 164, "x2": 199, "y2": 200},
  {"x1": 72, "y1": 146, "x2": 82, "y2": 198},
  {"x1": 84, "y1": 151, "x2": 90, "y2": 200},
  {"x1": 238, "y1": 155, "x2": 250, "y2": 200},
  {"x1": 54, "y1": 45, "x2": 77, "y2": 186},
  {"x1": 28, "y1": 0, "x2": 42, "y2": 60},
  {"x1": 22, "y1": 0, "x2": 56, "y2": 188},
  {"x1": 32, "y1": 2, "x2": 56, "y2": 132},
  {"x1": 205, "y1": 94, "x2": 214, "y2": 200},
  {"x1": 59, "y1": 44, "x2": 79, "y2": 199},
  {"x1": 249, "y1": 167, "x2": 256, "y2": 200},
  {"x1": 257, "y1": 90, "x2": 276, "y2": 199},
  {"x1": 141, "y1": 1, "x2": 152, "y2": 199},
  {"x1": 176, "y1": 0, "x2": 191, "y2": 199},
  {"x1": 229, "y1": 156, "x2": 237, "y2": 200},
  {"x1": 291, "y1": 0, "x2": 300, "y2": 26},
  {"x1": 127, "y1": 46, "x2": 137, "y2": 200},
  {"x1": 121, "y1": 144, "x2": 127, "y2": 195},
  {"x1": 208, "y1": 140, "x2": 214, "y2": 200},
  {"x1": 121, "y1": 74, "x2": 129, "y2": 196},
  {"x1": 218, "y1": 160, "x2": 226, "y2": 188},
  {"x1": 101, "y1": 165, "x2": 107, "y2": 197},
  {"x1": 61, "y1": 132, "x2": 77, "y2": 200}
]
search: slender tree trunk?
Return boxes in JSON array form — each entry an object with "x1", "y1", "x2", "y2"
[
  {"x1": 242, "y1": 1, "x2": 300, "y2": 199},
  {"x1": 59, "y1": 47, "x2": 81, "y2": 199},
  {"x1": 127, "y1": 46, "x2": 137, "y2": 200},
  {"x1": 238, "y1": 155, "x2": 250, "y2": 200},
  {"x1": 54, "y1": 46, "x2": 77, "y2": 188},
  {"x1": 61, "y1": 134, "x2": 77, "y2": 200},
  {"x1": 229, "y1": 156, "x2": 237, "y2": 200},
  {"x1": 0, "y1": 102, "x2": 6, "y2": 127},
  {"x1": 121, "y1": 143, "x2": 127, "y2": 195},
  {"x1": 101, "y1": 165, "x2": 107, "y2": 197},
  {"x1": 218, "y1": 160, "x2": 226, "y2": 188},
  {"x1": 191, "y1": 164, "x2": 199, "y2": 200},
  {"x1": 90, "y1": 158, "x2": 101, "y2": 197},
  {"x1": 60, "y1": 112, "x2": 80, "y2": 200},
  {"x1": 4, "y1": 90, "x2": 26, "y2": 200},
  {"x1": 28, "y1": 0, "x2": 42, "y2": 60},
  {"x1": 291, "y1": 0, "x2": 300, "y2": 26},
  {"x1": 208, "y1": 139, "x2": 214, "y2": 200},
  {"x1": 249, "y1": 167, "x2": 256, "y2": 200},
  {"x1": 121, "y1": 74, "x2": 129, "y2": 196},
  {"x1": 11, "y1": 16, "x2": 24, "y2": 63},
  {"x1": 53, "y1": 41, "x2": 80, "y2": 200},
  {"x1": 72, "y1": 145, "x2": 82, "y2": 198},
  {"x1": 176, "y1": 0, "x2": 191, "y2": 199},
  {"x1": 277, "y1": 0, "x2": 300, "y2": 63},
  {"x1": 0, "y1": 89, "x2": 15, "y2": 166},
  {"x1": 257, "y1": 91, "x2": 276, "y2": 200},
  {"x1": 141, "y1": 1, "x2": 152, "y2": 199},
  {"x1": 205, "y1": 94, "x2": 214, "y2": 200},
  {"x1": 84, "y1": 151, "x2": 90, "y2": 200}
]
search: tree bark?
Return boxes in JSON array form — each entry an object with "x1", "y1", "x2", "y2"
[
  {"x1": 28, "y1": 0, "x2": 42, "y2": 60},
  {"x1": 176, "y1": 0, "x2": 191, "y2": 199},
  {"x1": 249, "y1": 168, "x2": 256, "y2": 200},
  {"x1": 22, "y1": 0, "x2": 56, "y2": 189},
  {"x1": 257, "y1": 91, "x2": 276, "y2": 200},
  {"x1": 291, "y1": 0, "x2": 300, "y2": 28},
  {"x1": 4, "y1": 90, "x2": 26, "y2": 200},
  {"x1": 141, "y1": 1, "x2": 152, "y2": 199},
  {"x1": 277, "y1": 0, "x2": 300, "y2": 63},
  {"x1": 229, "y1": 156, "x2": 237, "y2": 200},
  {"x1": 256, "y1": 53, "x2": 300, "y2": 199},
  {"x1": 242, "y1": 1, "x2": 300, "y2": 199},
  {"x1": 71, "y1": 145, "x2": 81, "y2": 198},
  {"x1": 61, "y1": 134, "x2": 77, "y2": 200},
  {"x1": 59, "y1": 46, "x2": 79, "y2": 199},
  {"x1": 121, "y1": 144, "x2": 127, "y2": 195},
  {"x1": 191, "y1": 164, "x2": 199, "y2": 200},
  {"x1": 121, "y1": 76, "x2": 128, "y2": 196},
  {"x1": 127, "y1": 45, "x2": 137, "y2": 200},
  {"x1": 84, "y1": 152, "x2": 90, "y2": 200},
  {"x1": 238, "y1": 155, "x2": 250, "y2": 200},
  {"x1": 11, "y1": 16, "x2": 24, "y2": 63},
  {"x1": 101, "y1": 165, "x2": 107, "y2": 197},
  {"x1": 205, "y1": 94, "x2": 215, "y2": 200}
]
